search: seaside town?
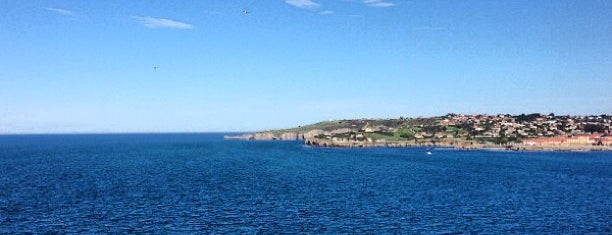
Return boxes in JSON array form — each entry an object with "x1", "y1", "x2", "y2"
[
  {"x1": 227, "y1": 113, "x2": 612, "y2": 150},
  {"x1": 407, "y1": 113, "x2": 612, "y2": 145}
]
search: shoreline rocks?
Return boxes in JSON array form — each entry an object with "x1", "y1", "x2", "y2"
[
  {"x1": 303, "y1": 138, "x2": 612, "y2": 151},
  {"x1": 224, "y1": 129, "x2": 331, "y2": 141},
  {"x1": 226, "y1": 131, "x2": 612, "y2": 151}
]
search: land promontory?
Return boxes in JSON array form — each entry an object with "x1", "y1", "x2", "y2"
[{"x1": 225, "y1": 113, "x2": 612, "y2": 151}]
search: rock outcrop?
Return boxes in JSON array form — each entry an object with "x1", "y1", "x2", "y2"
[{"x1": 224, "y1": 129, "x2": 330, "y2": 141}]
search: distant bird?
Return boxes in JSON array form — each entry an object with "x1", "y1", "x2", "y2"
[
  {"x1": 242, "y1": 8, "x2": 250, "y2": 14},
  {"x1": 153, "y1": 66, "x2": 159, "y2": 70}
]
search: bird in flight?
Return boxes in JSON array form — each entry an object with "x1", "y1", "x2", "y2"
[{"x1": 242, "y1": 8, "x2": 250, "y2": 14}]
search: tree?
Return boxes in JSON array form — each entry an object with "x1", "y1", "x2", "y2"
[
  {"x1": 515, "y1": 113, "x2": 541, "y2": 122},
  {"x1": 584, "y1": 124, "x2": 604, "y2": 133}
]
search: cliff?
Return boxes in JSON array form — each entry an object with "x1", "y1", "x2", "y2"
[{"x1": 224, "y1": 129, "x2": 327, "y2": 141}]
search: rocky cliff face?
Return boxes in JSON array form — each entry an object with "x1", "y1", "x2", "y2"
[
  {"x1": 254, "y1": 129, "x2": 329, "y2": 140},
  {"x1": 302, "y1": 129, "x2": 326, "y2": 139},
  {"x1": 224, "y1": 129, "x2": 333, "y2": 141},
  {"x1": 253, "y1": 132, "x2": 278, "y2": 140}
]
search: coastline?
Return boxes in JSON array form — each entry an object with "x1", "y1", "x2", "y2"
[
  {"x1": 224, "y1": 134, "x2": 612, "y2": 152},
  {"x1": 224, "y1": 113, "x2": 611, "y2": 152},
  {"x1": 302, "y1": 138, "x2": 612, "y2": 152}
]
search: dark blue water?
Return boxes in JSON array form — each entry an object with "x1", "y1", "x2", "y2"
[{"x1": 1, "y1": 133, "x2": 611, "y2": 233}]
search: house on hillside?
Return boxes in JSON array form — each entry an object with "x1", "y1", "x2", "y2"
[{"x1": 440, "y1": 119, "x2": 455, "y2": 126}]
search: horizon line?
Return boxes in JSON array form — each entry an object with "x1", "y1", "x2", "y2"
[
  {"x1": 1, "y1": 113, "x2": 610, "y2": 135},
  {"x1": 0, "y1": 131, "x2": 251, "y2": 136}
]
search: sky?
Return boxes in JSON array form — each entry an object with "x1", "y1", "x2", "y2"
[{"x1": 0, "y1": 0, "x2": 611, "y2": 133}]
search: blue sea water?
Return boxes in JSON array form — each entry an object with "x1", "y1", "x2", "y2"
[{"x1": 0, "y1": 133, "x2": 611, "y2": 233}]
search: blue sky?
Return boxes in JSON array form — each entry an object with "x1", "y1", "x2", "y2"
[{"x1": 1, "y1": 0, "x2": 611, "y2": 133}]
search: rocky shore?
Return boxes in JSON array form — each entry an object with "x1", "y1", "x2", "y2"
[
  {"x1": 302, "y1": 138, "x2": 612, "y2": 151},
  {"x1": 224, "y1": 129, "x2": 333, "y2": 141},
  {"x1": 225, "y1": 133, "x2": 612, "y2": 151}
]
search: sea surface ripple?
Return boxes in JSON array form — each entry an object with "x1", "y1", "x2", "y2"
[{"x1": 1, "y1": 134, "x2": 611, "y2": 233}]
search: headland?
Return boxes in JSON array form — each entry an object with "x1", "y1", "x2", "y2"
[{"x1": 226, "y1": 113, "x2": 612, "y2": 151}]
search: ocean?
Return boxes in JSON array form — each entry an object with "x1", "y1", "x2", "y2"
[{"x1": 1, "y1": 133, "x2": 611, "y2": 233}]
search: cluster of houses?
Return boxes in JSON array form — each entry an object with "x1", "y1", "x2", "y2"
[
  {"x1": 428, "y1": 113, "x2": 611, "y2": 146},
  {"x1": 314, "y1": 113, "x2": 611, "y2": 146}
]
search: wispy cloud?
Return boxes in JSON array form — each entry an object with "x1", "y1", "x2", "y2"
[
  {"x1": 285, "y1": 0, "x2": 320, "y2": 9},
  {"x1": 45, "y1": 7, "x2": 75, "y2": 16},
  {"x1": 319, "y1": 10, "x2": 334, "y2": 15},
  {"x1": 132, "y1": 16, "x2": 192, "y2": 29},
  {"x1": 363, "y1": 0, "x2": 395, "y2": 8}
]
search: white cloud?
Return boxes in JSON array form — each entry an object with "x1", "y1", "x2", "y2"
[
  {"x1": 363, "y1": 0, "x2": 395, "y2": 7},
  {"x1": 285, "y1": 0, "x2": 320, "y2": 9},
  {"x1": 132, "y1": 16, "x2": 193, "y2": 29},
  {"x1": 319, "y1": 10, "x2": 334, "y2": 15},
  {"x1": 45, "y1": 7, "x2": 75, "y2": 16}
]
